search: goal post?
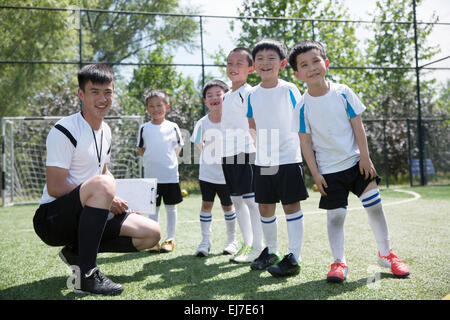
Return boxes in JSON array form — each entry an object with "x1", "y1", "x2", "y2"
[{"x1": 1, "y1": 115, "x2": 144, "y2": 207}]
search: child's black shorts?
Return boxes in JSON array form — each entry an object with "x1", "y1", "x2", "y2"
[
  {"x1": 156, "y1": 183, "x2": 183, "y2": 207},
  {"x1": 33, "y1": 185, "x2": 129, "y2": 247},
  {"x1": 221, "y1": 152, "x2": 256, "y2": 196},
  {"x1": 199, "y1": 180, "x2": 233, "y2": 206},
  {"x1": 254, "y1": 162, "x2": 309, "y2": 205},
  {"x1": 319, "y1": 162, "x2": 381, "y2": 210}
]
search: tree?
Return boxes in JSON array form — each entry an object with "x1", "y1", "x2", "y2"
[
  {"x1": 0, "y1": 0, "x2": 80, "y2": 118},
  {"x1": 231, "y1": 0, "x2": 363, "y2": 91},
  {"x1": 362, "y1": 0, "x2": 440, "y2": 182},
  {"x1": 0, "y1": 0, "x2": 199, "y2": 118}
]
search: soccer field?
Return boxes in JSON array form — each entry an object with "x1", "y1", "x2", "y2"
[{"x1": 0, "y1": 186, "x2": 449, "y2": 301}]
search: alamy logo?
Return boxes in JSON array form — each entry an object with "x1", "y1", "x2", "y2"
[
  {"x1": 66, "y1": 265, "x2": 81, "y2": 290},
  {"x1": 366, "y1": 265, "x2": 382, "y2": 289}
]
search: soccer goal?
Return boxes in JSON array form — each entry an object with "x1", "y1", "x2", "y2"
[{"x1": 1, "y1": 116, "x2": 144, "y2": 207}]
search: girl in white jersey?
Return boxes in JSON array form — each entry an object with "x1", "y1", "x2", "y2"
[
  {"x1": 137, "y1": 89, "x2": 184, "y2": 253},
  {"x1": 191, "y1": 80, "x2": 238, "y2": 257}
]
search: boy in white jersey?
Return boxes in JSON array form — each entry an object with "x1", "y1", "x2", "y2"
[
  {"x1": 247, "y1": 39, "x2": 309, "y2": 277},
  {"x1": 137, "y1": 89, "x2": 184, "y2": 253},
  {"x1": 221, "y1": 47, "x2": 265, "y2": 264},
  {"x1": 289, "y1": 40, "x2": 410, "y2": 282},
  {"x1": 33, "y1": 64, "x2": 161, "y2": 296},
  {"x1": 191, "y1": 79, "x2": 237, "y2": 257}
]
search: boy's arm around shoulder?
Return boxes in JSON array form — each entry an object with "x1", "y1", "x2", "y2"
[{"x1": 350, "y1": 115, "x2": 377, "y2": 180}]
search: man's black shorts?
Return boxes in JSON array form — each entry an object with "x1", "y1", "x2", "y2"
[
  {"x1": 254, "y1": 163, "x2": 309, "y2": 205},
  {"x1": 221, "y1": 152, "x2": 255, "y2": 196},
  {"x1": 199, "y1": 180, "x2": 233, "y2": 206},
  {"x1": 33, "y1": 185, "x2": 129, "y2": 247},
  {"x1": 156, "y1": 183, "x2": 183, "y2": 207},
  {"x1": 319, "y1": 162, "x2": 381, "y2": 210}
]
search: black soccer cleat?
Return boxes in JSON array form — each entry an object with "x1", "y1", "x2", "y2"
[
  {"x1": 250, "y1": 247, "x2": 280, "y2": 270},
  {"x1": 75, "y1": 267, "x2": 124, "y2": 296},
  {"x1": 267, "y1": 253, "x2": 301, "y2": 277}
]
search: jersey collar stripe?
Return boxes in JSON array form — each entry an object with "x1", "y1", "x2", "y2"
[{"x1": 54, "y1": 124, "x2": 77, "y2": 148}]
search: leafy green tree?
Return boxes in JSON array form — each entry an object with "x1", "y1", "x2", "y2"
[
  {"x1": 0, "y1": 0, "x2": 199, "y2": 118},
  {"x1": 231, "y1": 0, "x2": 363, "y2": 91},
  {"x1": 362, "y1": 0, "x2": 440, "y2": 182}
]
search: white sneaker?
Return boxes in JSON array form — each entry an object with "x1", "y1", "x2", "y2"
[
  {"x1": 231, "y1": 246, "x2": 262, "y2": 263},
  {"x1": 229, "y1": 243, "x2": 250, "y2": 263},
  {"x1": 195, "y1": 241, "x2": 210, "y2": 257},
  {"x1": 223, "y1": 240, "x2": 239, "y2": 255}
]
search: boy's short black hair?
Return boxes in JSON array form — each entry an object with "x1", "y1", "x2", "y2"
[
  {"x1": 144, "y1": 89, "x2": 170, "y2": 106},
  {"x1": 251, "y1": 39, "x2": 287, "y2": 61},
  {"x1": 77, "y1": 63, "x2": 114, "y2": 91},
  {"x1": 202, "y1": 79, "x2": 230, "y2": 98},
  {"x1": 228, "y1": 47, "x2": 253, "y2": 66},
  {"x1": 288, "y1": 40, "x2": 327, "y2": 72}
]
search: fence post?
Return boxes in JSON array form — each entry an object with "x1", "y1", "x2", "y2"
[
  {"x1": 382, "y1": 119, "x2": 389, "y2": 188},
  {"x1": 413, "y1": 0, "x2": 425, "y2": 185},
  {"x1": 406, "y1": 119, "x2": 413, "y2": 187},
  {"x1": 199, "y1": 16, "x2": 206, "y2": 116}
]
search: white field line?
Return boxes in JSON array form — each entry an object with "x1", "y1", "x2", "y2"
[{"x1": 182, "y1": 188, "x2": 421, "y2": 223}]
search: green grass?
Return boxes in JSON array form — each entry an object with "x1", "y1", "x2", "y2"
[{"x1": 0, "y1": 186, "x2": 449, "y2": 300}]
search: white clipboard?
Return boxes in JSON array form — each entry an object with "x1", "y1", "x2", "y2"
[{"x1": 113, "y1": 178, "x2": 157, "y2": 215}]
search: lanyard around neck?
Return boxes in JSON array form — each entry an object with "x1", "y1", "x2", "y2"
[{"x1": 92, "y1": 129, "x2": 103, "y2": 169}]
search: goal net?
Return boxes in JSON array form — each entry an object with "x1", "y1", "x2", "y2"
[{"x1": 1, "y1": 116, "x2": 143, "y2": 206}]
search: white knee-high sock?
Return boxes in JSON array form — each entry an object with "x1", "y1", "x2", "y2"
[
  {"x1": 360, "y1": 188, "x2": 391, "y2": 256},
  {"x1": 231, "y1": 195, "x2": 253, "y2": 246},
  {"x1": 223, "y1": 210, "x2": 236, "y2": 243},
  {"x1": 243, "y1": 193, "x2": 264, "y2": 251},
  {"x1": 286, "y1": 210, "x2": 304, "y2": 263},
  {"x1": 149, "y1": 206, "x2": 160, "y2": 222},
  {"x1": 327, "y1": 207, "x2": 347, "y2": 263},
  {"x1": 165, "y1": 204, "x2": 177, "y2": 240},
  {"x1": 199, "y1": 211, "x2": 212, "y2": 243},
  {"x1": 260, "y1": 214, "x2": 278, "y2": 254}
]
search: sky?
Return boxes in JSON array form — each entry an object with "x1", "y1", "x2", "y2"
[{"x1": 175, "y1": 0, "x2": 449, "y2": 85}]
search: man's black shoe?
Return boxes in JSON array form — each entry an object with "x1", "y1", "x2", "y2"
[
  {"x1": 75, "y1": 267, "x2": 124, "y2": 296},
  {"x1": 250, "y1": 247, "x2": 280, "y2": 270},
  {"x1": 267, "y1": 253, "x2": 300, "y2": 277}
]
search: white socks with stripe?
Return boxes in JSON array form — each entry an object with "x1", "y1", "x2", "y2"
[
  {"x1": 223, "y1": 210, "x2": 236, "y2": 243},
  {"x1": 261, "y1": 210, "x2": 304, "y2": 263},
  {"x1": 327, "y1": 207, "x2": 347, "y2": 263},
  {"x1": 360, "y1": 188, "x2": 391, "y2": 256},
  {"x1": 286, "y1": 210, "x2": 304, "y2": 263},
  {"x1": 200, "y1": 210, "x2": 236, "y2": 244},
  {"x1": 199, "y1": 211, "x2": 212, "y2": 243},
  {"x1": 260, "y1": 214, "x2": 278, "y2": 255}
]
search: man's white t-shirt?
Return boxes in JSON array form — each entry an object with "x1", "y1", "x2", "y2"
[
  {"x1": 40, "y1": 112, "x2": 112, "y2": 204},
  {"x1": 292, "y1": 82, "x2": 366, "y2": 174},
  {"x1": 246, "y1": 79, "x2": 302, "y2": 166},
  {"x1": 190, "y1": 114, "x2": 226, "y2": 184},
  {"x1": 221, "y1": 83, "x2": 256, "y2": 157},
  {"x1": 137, "y1": 120, "x2": 184, "y2": 183}
]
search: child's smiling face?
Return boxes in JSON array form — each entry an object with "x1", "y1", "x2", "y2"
[
  {"x1": 254, "y1": 49, "x2": 287, "y2": 83},
  {"x1": 203, "y1": 85, "x2": 225, "y2": 113}
]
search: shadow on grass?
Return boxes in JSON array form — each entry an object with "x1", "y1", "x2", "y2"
[
  {"x1": 0, "y1": 276, "x2": 69, "y2": 300},
  {"x1": 99, "y1": 252, "x2": 373, "y2": 300},
  {"x1": 1, "y1": 251, "x2": 395, "y2": 300}
]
